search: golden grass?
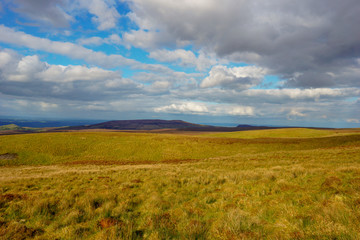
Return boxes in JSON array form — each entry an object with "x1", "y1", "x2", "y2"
[{"x1": 0, "y1": 129, "x2": 360, "y2": 239}]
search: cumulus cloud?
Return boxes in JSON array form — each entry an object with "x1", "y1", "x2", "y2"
[
  {"x1": 154, "y1": 102, "x2": 254, "y2": 116},
  {"x1": 0, "y1": 50, "x2": 141, "y2": 101},
  {"x1": 149, "y1": 49, "x2": 217, "y2": 71},
  {"x1": 0, "y1": 50, "x2": 117, "y2": 83},
  {"x1": 287, "y1": 109, "x2": 307, "y2": 120},
  {"x1": 154, "y1": 102, "x2": 209, "y2": 115},
  {"x1": 201, "y1": 65, "x2": 267, "y2": 89},
  {"x1": 228, "y1": 106, "x2": 254, "y2": 116}
]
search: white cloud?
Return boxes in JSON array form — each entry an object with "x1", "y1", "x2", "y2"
[
  {"x1": 77, "y1": 34, "x2": 122, "y2": 46},
  {"x1": 40, "y1": 65, "x2": 117, "y2": 82},
  {"x1": 347, "y1": 119, "x2": 360, "y2": 124},
  {"x1": 1, "y1": 51, "x2": 117, "y2": 83},
  {"x1": 39, "y1": 101, "x2": 58, "y2": 111},
  {"x1": 154, "y1": 102, "x2": 209, "y2": 115},
  {"x1": 149, "y1": 49, "x2": 218, "y2": 71},
  {"x1": 287, "y1": 109, "x2": 307, "y2": 119},
  {"x1": 228, "y1": 106, "x2": 254, "y2": 116},
  {"x1": 201, "y1": 65, "x2": 267, "y2": 89},
  {"x1": 107, "y1": 34, "x2": 122, "y2": 45},
  {"x1": 77, "y1": 36, "x2": 103, "y2": 46},
  {"x1": 0, "y1": 51, "x2": 13, "y2": 67},
  {"x1": 242, "y1": 88, "x2": 360, "y2": 102},
  {"x1": 6, "y1": 55, "x2": 47, "y2": 82},
  {"x1": 10, "y1": 99, "x2": 58, "y2": 111},
  {"x1": 77, "y1": 0, "x2": 120, "y2": 30},
  {"x1": 149, "y1": 49, "x2": 196, "y2": 66},
  {"x1": 154, "y1": 102, "x2": 255, "y2": 116},
  {"x1": 148, "y1": 81, "x2": 171, "y2": 93},
  {"x1": 17, "y1": 55, "x2": 46, "y2": 74},
  {"x1": 0, "y1": 25, "x2": 171, "y2": 72},
  {"x1": 122, "y1": 30, "x2": 172, "y2": 50}
]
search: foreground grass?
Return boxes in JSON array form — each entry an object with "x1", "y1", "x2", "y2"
[{"x1": 0, "y1": 129, "x2": 360, "y2": 239}]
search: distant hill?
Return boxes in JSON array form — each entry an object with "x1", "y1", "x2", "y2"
[
  {"x1": 0, "y1": 124, "x2": 40, "y2": 135},
  {"x1": 237, "y1": 124, "x2": 254, "y2": 128},
  {"x1": 0, "y1": 124, "x2": 25, "y2": 130},
  {"x1": 58, "y1": 119, "x2": 281, "y2": 132},
  {"x1": 63, "y1": 119, "x2": 210, "y2": 130}
]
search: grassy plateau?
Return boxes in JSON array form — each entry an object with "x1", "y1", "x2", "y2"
[{"x1": 0, "y1": 128, "x2": 360, "y2": 239}]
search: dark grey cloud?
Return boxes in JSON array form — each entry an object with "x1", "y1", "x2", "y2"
[
  {"x1": 9, "y1": 0, "x2": 72, "y2": 28},
  {"x1": 126, "y1": 0, "x2": 360, "y2": 88},
  {"x1": 7, "y1": 0, "x2": 121, "y2": 30}
]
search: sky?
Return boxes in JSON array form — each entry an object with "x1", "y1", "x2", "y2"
[{"x1": 0, "y1": 0, "x2": 359, "y2": 128}]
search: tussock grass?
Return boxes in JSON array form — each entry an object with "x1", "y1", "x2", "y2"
[{"x1": 0, "y1": 129, "x2": 360, "y2": 239}]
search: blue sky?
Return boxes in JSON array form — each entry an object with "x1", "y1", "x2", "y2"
[{"x1": 0, "y1": 0, "x2": 359, "y2": 128}]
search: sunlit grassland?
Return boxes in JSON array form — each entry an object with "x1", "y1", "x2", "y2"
[
  {"x1": 0, "y1": 129, "x2": 359, "y2": 166},
  {"x1": 202, "y1": 128, "x2": 360, "y2": 139},
  {"x1": 0, "y1": 129, "x2": 360, "y2": 239}
]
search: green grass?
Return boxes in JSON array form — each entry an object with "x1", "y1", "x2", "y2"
[
  {"x1": 203, "y1": 128, "x2": 359, "y2": 139},
  {"x1": 0, "y1": 124, "x2": 40, "y2": 132},
  {"x1": 1, "y1": 129, "x2": 359, "y2": 166},
  {"x1": 0, "y1": 128, "x2": 360, "y2": 239},
  {"x1": 0, "y1": 124, "x2": 24, "y2": 131}
]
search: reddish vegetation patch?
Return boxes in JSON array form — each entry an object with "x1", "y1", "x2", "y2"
[
  {"x1": 98, "y1": 218, "x2": 122, "y2": 229},
  {"x1": 321, "y1": 176, "x2": 342, "y2": 189},
  {"x1": 350, "y1": 177, "x2": 360, "y2": 190},
  {"x1": 0, "y1": 153, "x2": 18, "y2": 160},
  {"x1": 0, "y1": 222, "x2": 44, "y2": 239},
  {"x1": 234, "y1": 193, "x2": 247, "y2": 198},
  {"x1": 0, "y1": 193, "x2": 27, "y2": 201},
  {"x1": 131, "y1": 179, "x2": 143, "y2": 183},
  {"x1": 291, "y1": 231, "x2": 304, "y2": 239},
  {"x1": 97, "y1": 176, "x2": 111, "y2": 180},
  {"x1": 354, "y1": 198, "x2": 360, "y2": 206}
]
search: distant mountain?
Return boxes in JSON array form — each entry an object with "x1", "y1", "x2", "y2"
[
  {"x1": 236, "y1": 124, "x2": 254, "y2": 128},
  {"x1": 64, "y1": 119, "x2": 209, "y2": 130},
  {"x1": 58, "y1": 119, "x2": 281, "y2": 132}
]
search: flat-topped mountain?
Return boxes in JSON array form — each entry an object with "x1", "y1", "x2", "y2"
[
  {"x1": 60, "y1": 119, "x2": 280, "y2": 132},
  {"x1": 65, "y1": 119, "x2": 209, "y2": 130}
]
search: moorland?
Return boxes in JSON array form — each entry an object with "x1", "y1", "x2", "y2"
[{"x1": 0, "y1": 126, "x2": 360, "y2": 239}]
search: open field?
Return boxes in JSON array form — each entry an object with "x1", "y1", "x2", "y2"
[{"x1": 1, "y1": 128, "x2": 360, "y2": 239}]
